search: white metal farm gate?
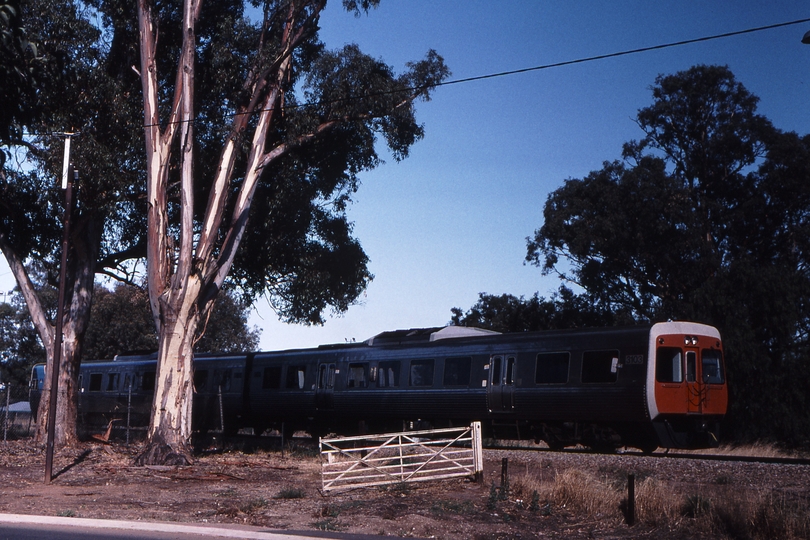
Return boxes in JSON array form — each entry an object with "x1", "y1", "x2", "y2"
[{"x1": 319, "y1": 422, "x2": 483, "y2": 492}]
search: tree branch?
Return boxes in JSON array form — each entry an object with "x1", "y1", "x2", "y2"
[{"x1": 0, "y1": 233, "x2": 54, "y2": 354}]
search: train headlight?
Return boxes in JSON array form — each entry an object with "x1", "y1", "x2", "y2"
[{"x1": 684, "y1": 336, "x2": 699, "y2": 346}]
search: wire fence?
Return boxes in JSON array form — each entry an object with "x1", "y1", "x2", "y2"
[{"x1": 0, "y1": 383, "x2": 35, "y2": 441}]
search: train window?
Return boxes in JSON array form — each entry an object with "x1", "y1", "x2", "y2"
[
  {"x1": 89, "y1": 373, "x2": 102, "y2": 392},
  {"x1": 581, "y1": 350, "x2": 619, "y2": 383},
  {"x1": 505, "y1": 356, "x2": 515, "y2": 385},
  {"x1": 377, "y1": 361, "x2": 400, "y2": 388},
  {"x1": 443, "y1": 357, "x2": 471, "y2": 387},
  {"x1": 285, "y1": 365, "x2": 307, "y2": 390},
  {"x1": 194, "y1": 369, "x2": 208, "y2": 391},
  {"x1": 142, "y1": 371, "x2": 156, "y2": 391},
  {"x1": 263, "y1": 366, "x2": 282, "y2": 389},
  {"x1": 409, "y1": 359, "x2": 434, "y2": 387},
  {"x1": 535, "y1": 352, "x2": 569, "y2": 384},
  {"x1": 347, "y1": 363, "x2": 368, "y2": 388},
  {"x1": 656, "y1": 348, "x2": 683, "y2": 383},
  {"x1": 685, "y1": 351, "x2": 696, "y2": 383},
  {"x1": 702, "y1": 350, "x2": 725, "y2": 384},
  {"x1": 105, "y1": 373, "x2": 119, "y2": 392},
  {"x1": 491, "y1": 356, "x2": 502, "y2": 386}
]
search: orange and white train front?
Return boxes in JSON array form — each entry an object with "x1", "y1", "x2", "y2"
[{"x1": 646, "y1": 321, "x2": 728, "y2": 448}]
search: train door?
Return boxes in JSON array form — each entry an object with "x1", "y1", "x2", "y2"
[
  {"x1": 684, "y1": 349, "x2": 702, "y2": 414},
  {"x1": 315, "y1": 362, "x2": 335, "y2": 412},
  {"x1": 487, "y1": 354, "x2": 517, "y2": 413}
]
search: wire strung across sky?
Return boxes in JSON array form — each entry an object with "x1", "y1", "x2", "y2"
[
  {"x1": 198, "y1": 16, "x2": 810, "y2": 127},
  {"x1": 43, "y1": 15, "x2": 810, "y2": 133},
  {"x1": 440, "y1": 17, "x2": 810, "y2": 87}
]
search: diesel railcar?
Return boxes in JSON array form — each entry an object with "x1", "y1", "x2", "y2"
[{"x1": 30, "y1": 321, "x2": 727, "y2": 451}]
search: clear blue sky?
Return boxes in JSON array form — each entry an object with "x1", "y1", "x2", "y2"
[{"x1": 2, "y1": 1, "x2": 809, "y2": 351}]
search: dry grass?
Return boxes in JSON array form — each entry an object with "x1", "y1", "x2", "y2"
[
  {"x1": 509, "y1": 461, "x2": 809, "y2": 539},
  {"x1": 552, "y1": 469, "x2": 621, "y2": 518},
  {"x1": 674, "y1": 441, "x2": 807, "y2": 459},
  {"x1": 633, "y1": 476, "x2": 682, "y2": 526},
  {"x1": 711, "y1": 490, "x2": 810, "y2": 540},
  {"x1": 511, "y1": 469, "x2": 620, "y2": 520}
]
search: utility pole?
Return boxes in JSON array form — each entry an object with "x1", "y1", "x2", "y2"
[{"x1": 44, "y1": 134, "x2": 77, "y2": 484}]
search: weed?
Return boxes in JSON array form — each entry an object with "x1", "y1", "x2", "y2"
[
  {"x1": 312, "y1": 519, "x2": 342, "y2": 531},
  {"x1": 529, "y1": 490, "x2": 540, "y2": 512},
  {"x1": 487, "y1": 481, "x2": 498, "y2": 510},
  {"x1": 683, "y1": 494, "x2": 711, "y2": 518},
  {"x1": 380, "y1": 481, "x2": 411, "y2": 495},
  {"x1": 56, "y1": 509, "x2": 76, "y2": 517},
  {"x1": 274, "y1": 486, "x2": 306, "y2": 499},
  {"x1": 318, "y1": 504, "x2": 341, "y2": 519},
  {"x1": 215, "y1": 487, "x2": 238, "y2": 498},
  {"x1": 239, "y1": 497, "x2": 268, "y2": 514},
  {"x1": 431, "y1": 499, "x2": 474, "y2": 515},
  {"x1": 713, "y1": 474, "x2": 732, "y2": 485},
  {"x1": 499, "y1": 475, "x2": 510, "y2": 501}
]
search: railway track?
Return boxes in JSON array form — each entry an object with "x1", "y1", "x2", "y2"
[
  {"x1": 485, "y1": 440, "x2": 810, "y2": 466},
  {"x1": 205, "y1": 432, "x2": 810, "y2": 467}
]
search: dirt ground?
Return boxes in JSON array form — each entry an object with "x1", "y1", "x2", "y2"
[{"x1": 0, "y1": 437, "x2": 801, "y2": 539}]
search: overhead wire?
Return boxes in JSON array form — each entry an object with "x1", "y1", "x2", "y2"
[
  {"x1": 16, "y1": 16, "x2": 810, "y2": 134},
  {"x1": 440, "y1": 17, "x2": 810, "y2": 87},
  {"x1": 142, "y1": 16, "x2": 810, "y2": 130}
]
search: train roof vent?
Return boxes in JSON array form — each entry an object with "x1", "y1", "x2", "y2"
[
  {"x1": 429, "y1": 326, "x2": 500, "y2": 341},
  {"x1": 366, "y1": 325, "x2": 500, "y2": 346}
]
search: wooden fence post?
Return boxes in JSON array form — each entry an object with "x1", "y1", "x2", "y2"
[{"x1": 627, "y1": 473, "x2": 635, "y2": 525}]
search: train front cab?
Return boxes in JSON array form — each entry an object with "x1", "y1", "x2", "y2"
[{"x1": 647, "y1": 322, "x2": 728, "y2": 449}]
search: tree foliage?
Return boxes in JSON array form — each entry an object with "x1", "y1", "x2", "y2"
[
  {"x1": 0, "y1": 0, "x2": 446, "y2": 452},
  {"x1": 0, "y1": 293, "x2": 45, "y2": 387},
  {"x1": 129, "y1": 0, "x2": 448, "y2": 463},
  {"x1": 82, "y1": 283, "x2": 260, "y2": 360},
  {"x1": 526, "y1": 65, "x2": 810, "y2": 447},
  {"x1": 0, "y1": 0, "x2": 41, "y2": 163},
  {"x1": 451, "y1": 287, "x2": 634, "y2": 333},
  {"x1": 0, "y1": 0, "x2": 149, "y2": 445}
]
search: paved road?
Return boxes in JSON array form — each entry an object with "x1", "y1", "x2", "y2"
[{"x1": 0, "y1": 514, "x2": 387, "y2": 540}]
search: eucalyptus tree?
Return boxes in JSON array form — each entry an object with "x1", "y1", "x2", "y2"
[
  {"x1": 528, "y1": 65, "x2": 810, "y2": 443},
  {"x1": 0, "y1": 0, "x2": 147, "y2": 445},
  {"x1": 132, "y1": 0, "x2": 447, "y2": 464},
  {"x1": 2, "y1": 0, "x2": 444, "y2": 455},
  {"x1": 82, "y1": 283, "x2": 260, "y2": 360}
]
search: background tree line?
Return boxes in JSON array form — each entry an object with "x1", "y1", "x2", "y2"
[
  {"x1": 0, "y1": 279, "x2": 260, "y2": 388},
  {"x1": 454, "y1": 65, "x2": 810, "y2": 449}
]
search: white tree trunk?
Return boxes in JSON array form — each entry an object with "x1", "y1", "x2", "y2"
[{"x1": 137, "y1": 278, "x2": 202, "y2": 464}]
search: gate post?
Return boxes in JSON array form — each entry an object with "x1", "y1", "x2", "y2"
[{"x1": 472, "y1": 421, "x2": 484, "y2": 483}]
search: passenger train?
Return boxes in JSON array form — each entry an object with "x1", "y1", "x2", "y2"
[{"x1": 30, "y1": 321, "x2": 728, "y2": 451}]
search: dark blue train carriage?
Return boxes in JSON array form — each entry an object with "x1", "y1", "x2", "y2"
[{"x1": 30, "y1": 321, "x2": 727, "y2": 451}]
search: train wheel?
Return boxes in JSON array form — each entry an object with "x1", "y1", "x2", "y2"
[{"x1": 639, "y1": 443, "x2": 658, "y2": 455}]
